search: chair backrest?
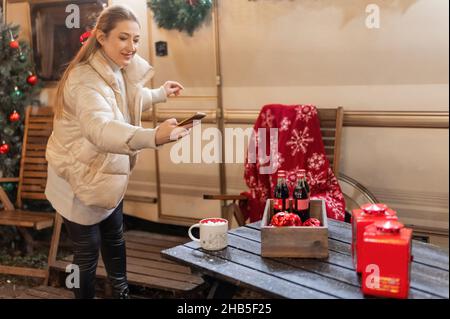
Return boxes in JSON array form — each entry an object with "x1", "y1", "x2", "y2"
[
  {"x1": 16, "y1": 106, "x2": 54, "y2": 208},
  {"x1": 317, "y1": 107, "x2": 344, "y2": 177}
]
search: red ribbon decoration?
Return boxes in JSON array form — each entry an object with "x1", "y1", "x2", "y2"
[{"x1": 80, "y1": 31, "x2": 92, "y2": 45}]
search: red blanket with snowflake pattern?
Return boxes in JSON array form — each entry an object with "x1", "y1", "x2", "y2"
[{"x1": 239, "y1": 104, "x2": 346, "y2": 222}]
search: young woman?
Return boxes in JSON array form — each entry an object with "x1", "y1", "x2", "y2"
[{"x1": 45, "y1": 5, "x2": 190, "y2": 299}]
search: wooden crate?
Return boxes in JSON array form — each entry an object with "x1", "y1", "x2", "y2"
[{"x1": 261, "y1": 199, "x2": 329, "y2": 258}]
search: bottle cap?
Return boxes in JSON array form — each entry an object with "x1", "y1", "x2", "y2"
[
  {"x1": 361, "y1": 203, "x2": 388, "y2": 215},
  {"x1": 375, "y1": 220, "x2": 404, "y2": 233}
]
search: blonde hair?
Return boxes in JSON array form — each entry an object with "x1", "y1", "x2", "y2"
[{"x1": 54, "y1": 4, "x2": 140, "y2": 119}]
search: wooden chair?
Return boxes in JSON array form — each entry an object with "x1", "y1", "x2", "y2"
[
  {"x1": 204, "y1": 107, "x2": 345, "y2": 226},
  {"x1": 0, "y1": 105, "x2": 205, "y2": 296},
  {"x1": 0, "y1": 106, "x2": 57, "y2": 283}
]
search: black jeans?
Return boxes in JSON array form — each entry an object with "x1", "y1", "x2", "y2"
[{"x1": 63, "y1": 200, "x2": 128, "y2": 299}]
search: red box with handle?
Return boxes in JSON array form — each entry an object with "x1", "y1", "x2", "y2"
[{"x1": 352, "y1": 203, "x2": 398, "y2": 273}]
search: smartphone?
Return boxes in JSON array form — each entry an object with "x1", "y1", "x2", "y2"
[{"x1": 177, "y1": 112, "x2": 207, "y2": 127}]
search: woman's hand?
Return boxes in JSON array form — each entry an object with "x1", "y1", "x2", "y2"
[
  {"x1": 155, "y1": 118, "x2": 193, "y2": 146},
  {"x1": 163, "y1": 81, "x2": 184, "y2": 97}
]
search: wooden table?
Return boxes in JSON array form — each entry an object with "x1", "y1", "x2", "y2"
[{"x1": 161, "y1": 219, "x2": 449, "y2": 299}]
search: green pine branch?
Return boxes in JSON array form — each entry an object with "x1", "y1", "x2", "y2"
[{"x1": 148, "y1": 0, "x2": 213, "y2": 36}]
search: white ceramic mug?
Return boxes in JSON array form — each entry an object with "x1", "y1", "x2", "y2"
[{"x1": 188, "y1": 218, "x2": 228, "y2": 251}]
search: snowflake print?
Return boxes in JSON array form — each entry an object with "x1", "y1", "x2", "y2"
[
  {"x1": 306, "y1": 170, "x2": 327, "y2": 189},
  {"x1": 244, "y1": 163, "x2": 257, "y2": 178},
  {"x1": 325, "y1": 196, "x2": 345, "y2": 219},
  {"x1": 260, "y1": 109, "x2": 275, "y2": 128},
  {"x1": 285, "y1": 166, "x2": 303, "y2": 188},
  {"x1": 308, "y1": 153, "x2": 326, "y2": 171},
  {"x1": 295, "y1": 104, "x2": 318, "y2": 122},
  {"x1": 286, "y1": 127, "x2": 314, "y2": 156},
  {"x1": 327, "y1": 188, "x2": 344, "y2": 201},
  {"x1": 268, "y1": 150, "x2": 284, "y2": 172},
  {"x1": 310, "y1": 193, "x2": 344, "y2": 220},
  {"x1": 280, "y1": 117, "x2": 291, "y2": 131},
  {"x1": 252, "y1": 180, "x2": 269, "y2": 203},
  {"x1": 326, "y1": 170, "x2": 340, "y2": 188},
  {"x1": 246, "y1": 175, "x2": 257, "y2": 188}
]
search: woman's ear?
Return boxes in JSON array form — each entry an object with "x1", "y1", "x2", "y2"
[{"x1": 96, "y1": 30, "x2": 105, "y2": 46}]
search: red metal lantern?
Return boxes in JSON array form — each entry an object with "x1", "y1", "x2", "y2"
[
  {"x1": 361, "y1": 220, "x2": 412, "y2": 299},
  {"x1": 352, "y1": 203, "x2": 398, "y2": 273}
]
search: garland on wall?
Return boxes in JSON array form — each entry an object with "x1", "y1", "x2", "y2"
[{"x1": 147, "y1": 0, "x2": 213, "y2": 36}]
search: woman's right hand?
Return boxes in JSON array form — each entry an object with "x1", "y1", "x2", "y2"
[
  {"x1": 163, "y1": 81, "x2": 184, "y2": 97},
  {"x1": 155, "y1": 118, "x2": 192, "y2": 146}
]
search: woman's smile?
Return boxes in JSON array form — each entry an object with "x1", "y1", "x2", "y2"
[{"x1": 121, "y1": 52, "x2": 134, "y2": 60}]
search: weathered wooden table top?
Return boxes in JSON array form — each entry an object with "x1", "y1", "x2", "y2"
[{"x1": 161, "y1": 219, "x2": 449, "y2": 299}]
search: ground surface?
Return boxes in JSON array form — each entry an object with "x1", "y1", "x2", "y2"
[{"x1": 0, "y1": 223, "x2": 268, "y2": 299}]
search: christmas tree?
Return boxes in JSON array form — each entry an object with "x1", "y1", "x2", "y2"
[{"x1": 0, "y1": 14, "x2": 43, "y2": 201}]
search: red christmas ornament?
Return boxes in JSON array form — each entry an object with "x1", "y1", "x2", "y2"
[
  {"x1": 303, "y1": 218, "x2": 322, "y2": 227},
  {"x1": 270, "y1": 211, "x2": 302, "y2": 227},
  {"x1": 9, "y1": 110, "x2": 20, "y2": 122},
  {"x1": 27, "y1": 74, "x2": 38, "y2": 86},
  {"x1": 9, "y1": 40, "x2": 19, "y2": 49},
  {"x1": 0, "y1": 142, "x2": 10, "y2": 155}
]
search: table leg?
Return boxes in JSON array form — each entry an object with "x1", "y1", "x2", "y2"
[{"x1": 205, "y1": 277, "x2": 238, "y2": 299}]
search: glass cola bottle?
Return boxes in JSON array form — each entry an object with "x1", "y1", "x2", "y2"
[
  {"x1": 293, "y1": 170, "x2": 310, "y2": 222},
  {"x1": 273, "y1": 170, "x2": 290, "y2": 214}
]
